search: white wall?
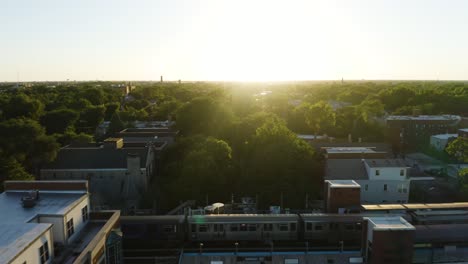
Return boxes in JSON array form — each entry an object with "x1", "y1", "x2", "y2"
[
  {"x1": 39, "y1": 216, "x2": 65, "y2": 244},
  {"x1": 358, "y1": 180, "x2": 410, "y2": 204},
  {"x1": 65, "y1": 196, "x2": 91, "y2": 244},
  {"x1": 365, "y1": 165, "x2": 408, "y2": 181},
  {"x1": 11, "y1": 229, "x2": 53, "y2": 264}
]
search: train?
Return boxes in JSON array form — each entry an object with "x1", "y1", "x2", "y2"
[{"x1": 120, "y1": 213, "x2": 364, "y2": 248}]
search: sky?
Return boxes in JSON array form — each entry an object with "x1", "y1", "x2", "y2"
[{"x1": 2, "y1": 0, "x2": 468, "y2": 82}]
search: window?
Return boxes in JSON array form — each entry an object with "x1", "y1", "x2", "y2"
[
  {"x1": 248, "y1": 224, "x2": 257, "y2": 232},
  {"x1": 191, "y1": 224, "x2": 196, "y2": 232},
  {"x1": 67, "y1": 218, "x2": 74, "y2": 238},
  {"x1": 365, "y1": 184, "x2": 368, "y2": 191},
  {"x1": 163, "y1": 225, "x2": 176, "y2": 233},
  {"x1": 306, "y1": 222, "x2": 312, "y2": 231},
  {"x1": 278, "y1": 223, "x2": 289, "y2": 231},
  {"x1": 400, "y1": 169, "x2": 405, "y2": 176},
  {"x1": 403, "y1": 188, "x2": 407, "y2": 193},
  {"x1": 82, "y1": 206, "x2": 88, "y2": 222},
  {"x1": 344, "y1": 224, "x2": 354, "y2": 231},
  {"x1": 198, "y1": 225, "x2": 208, "y2": 232},
  {"x1": 314, "y1": 224, "x2": 323, "y2": 231},
  {"x1": 39, "y1": 241, "x2": 49, "y2": 264},
  {"x1": 375, "y1": 170, "x2": 380, "y2": 176},
  {"x1": 383, "y1": 184, "x2": 388, "y2": 191},
  {"x1": 240, "y1": 224, "x2": 248, "y2": 231}
]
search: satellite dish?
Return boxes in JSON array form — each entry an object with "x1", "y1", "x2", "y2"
[
  {"x1": 204, "y1": 205, "x2": 215, "y2": 211},
  {"x1": 212, "y1": 203, "x2": 224, "y2": 209}
]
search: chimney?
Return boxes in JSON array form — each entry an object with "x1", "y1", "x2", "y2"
[{"x1": 103, "y1": 138, "x2": 124, "y2": 149}]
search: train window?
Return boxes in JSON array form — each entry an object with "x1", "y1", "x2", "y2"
[
  {"x1": 306, "y1": 222, "x2": 312, "y2": 231},
  {"x1": 278, "y1": 224, "x2": 289, "y2": 231},
  {"x1": 214, "y1": 224, "x2": 218, "y2": 232},
  {"x1": 248, "y1": 224, "x2": 257, "y2": 231},
  {"x1": 198, "y1": 225, "x2": 208, "y2": 232},
  {"x1": 230, "y1": 224, "x2": 238, "y2": 232},
  {"x1": 191, "y1": 224, "x2": 196, "y2": 232},
  {"x1": 290, "y1": 223, "x2": 297, "y2": 231},
  {"x1": 329, "y1": 223, "x2": 338, "y2": 230},
  {"x1": 219, "y1": 224, "x2": 224, "y2": 232},
  {"x1": 240, "y1": 224, "x2": 248, "y2": 231},
  {"x1": 355, "y1": 223, "x2": 362, "y2": 230},
  {"x1": 163, "y1": 225, "x2": 176, "y2": 233},
  {"x1": 314, "y1": 224, "x2": 323, "y2": 231},
  {"x1": 344, "y1": 224, "x2": 354, "y2": 231},
  {"x1": 264, "y1": 223, "x2": 273, "y2": 231}
]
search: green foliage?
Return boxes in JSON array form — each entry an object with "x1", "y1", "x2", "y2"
[
  {"x1": 104, "y1": 103, "x2": 120, "y2": 120},
  {"x1": 446, "y1": 138, "x2": 468, "y2": 163},
  {"x1": 81, "y1": 88, "x2": 105, "y2": 105},
  {"x1": 176, "y1": 96, "x2": 233, "y2": 137},
  {"x1": 41, "y1": 109, "x2": 79, "y2": 134},
  {"x1": 2, "y1": 94, "x2": 44, "y2": 120},
  {"x1": 77, "y1": 105, "x2": 106, "y2": 131},
  {"x1": 0, "y1": 156, "x2": 33, "y2": 191}
]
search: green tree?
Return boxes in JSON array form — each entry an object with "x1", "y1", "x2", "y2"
[
  {"x1": 77, "y1": 105, "x2": 106, "y2": 131},
  {"x1": 0, "y1": 156, "x2": 33, "y2": 191},
  {"x1": 3, "y1": 94, "x2": 44, "y2": 120},
  {"x1": 303, "y1": 101, "x2": 336, "y2": 135},
  {"x1": 446, "y1": 138, "x2": 468, "y2": 162},
  {"x1": 81, "y1": 88, "x2": 105, "y2": 105},
  {"x1": 176, "y1": 96, "x2": 233, "y2": 137},
  {"x1": 41, "y1": 109, "x2": 79, "y2": 134}
]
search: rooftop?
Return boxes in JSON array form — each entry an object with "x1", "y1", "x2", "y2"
[
  {"x1": 362, "y1": 202, "x2": 468, "y2": 211},
  {"x1": 386, "y1": 115, "x2": 461, "y2": 121},
  {"x1": 324, "y1": 147, "x2": 377, "y2": 154},
  {"x1": 364, "y1": 159, "x2": 409, "y2": 168},
  {"x1": 431, "y1": 133, "x2": 458, "y2": 140},
  {"x1": 459, "y1": 128, "x2": 468, "y2": 133},
  {"x1": 325, "y1": 159, "x2": 368, "y2": 180},
  {"x1": 0, "y1": 183, "x2": 88, "y2": 263},
  {"x1": 326, "y1": 180, "x2": 361, "y2": 188},
  {"x1": 366, "y1": 216, "x2": 415, "y2": 231},
  {"x1": 43, "y1": 145, "x2": 149, "y2": 169}
]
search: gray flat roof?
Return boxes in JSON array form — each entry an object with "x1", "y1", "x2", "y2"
[
  {"x1": 0, "y1": 191, "x2": 87, "y2": 263},
  {"x1": 0, "y1": 223, "x2": 52, "y2": 263},
  {"x1": 364, "y1": 159, "x2": 409, "y2": 168},
  {"x1": 366, "y1": 217, "x2": 415, "y2": 231},
  {"x1": 326, "y1": 180, "x2": 361, "y2": 188},
  {"x1": 324, "y1": 147, "x2": 377, "y2": 154},
  {"x1": 325, "y1": 159, "x2": 369, "y2": 180}
]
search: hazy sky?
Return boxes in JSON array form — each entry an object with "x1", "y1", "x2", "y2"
[{"x1": 2, "y1": 0, "x2": 468, "y2": 81}]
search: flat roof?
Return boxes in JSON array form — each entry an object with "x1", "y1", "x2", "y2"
[
  {"x1": 326, "y1": 180, "x2": 361, "y2": 188},
  {"x1": 459, "y1": 128, "x2": 468, "y2": 133},
  {"x1": 325, "y1": 159, "x2": 369, "y2": 180},
  {"x1": 364, "y1": 159, "x2": 409, "y2": 168},
  {"x1": 324, "y1": 147, "x2": 377, "y2": 154},
  {"x1": 431, "y1": 134, "x2": 458, "y2": 140},
  {"x1": 362, "y1": 202, "x2": 468, "y2": 211},
  {"x1": 366, "y1": 217, "x2": 415, "y2": 231},
  {"x1": 387, "y1": 115, "x2": 461, "y2": 121},
  {"x1": 0, "y1": 190, "x2": 87, "y2": 263}
]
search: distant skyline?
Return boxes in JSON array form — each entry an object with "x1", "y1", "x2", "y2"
[{"x1": 2, "y1": 0, "x2": 468, "y2": 82}]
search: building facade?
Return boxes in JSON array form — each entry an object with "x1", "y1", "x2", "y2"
[
  {"x1": 0, "y1": 181, "x2": 121, "y2": 264},
  {"x1": 41, "y1": 138, "x2": 155, "y2": 212}
]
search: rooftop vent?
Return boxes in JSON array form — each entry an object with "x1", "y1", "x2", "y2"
[{"x1": 21, "y1": 190, "x2": 39, "y2": 208}]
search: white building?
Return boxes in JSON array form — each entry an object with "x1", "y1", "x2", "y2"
[
  {"x1": 430, "y1": 133, "x2": 458, "y2": 151},
  {"x1": 326, "y1": 159, "x2": 412, "y2": 204},
  {"x1": 0, "y1": 181, "x2": 88, "y2": 264},
  {"x1": 0, "y1": 181, "x2": 121, "y2": 264}
]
